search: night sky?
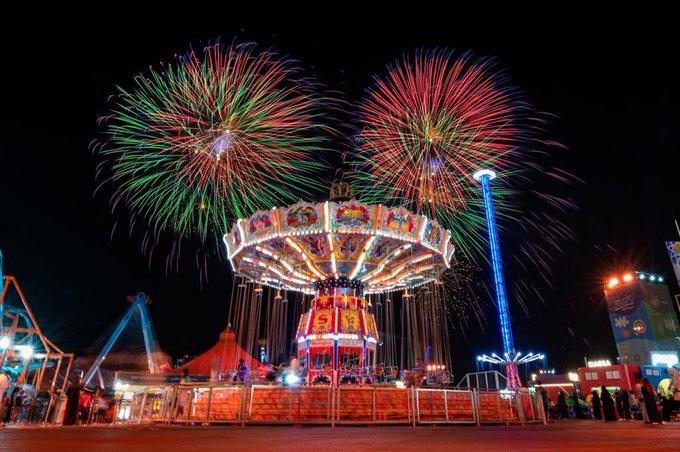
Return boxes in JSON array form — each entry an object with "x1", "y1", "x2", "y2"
[{"x1": 1, "y1": 6, "x2": 678, "y2": 377}]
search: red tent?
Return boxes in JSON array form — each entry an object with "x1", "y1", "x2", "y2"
[{"x1": 175, "y1": 327, "x2": 260, "y2": 378}]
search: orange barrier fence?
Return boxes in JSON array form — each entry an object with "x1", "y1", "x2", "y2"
[{"x1": 121, "y1": 383, "x2": 545, "y2": 427}]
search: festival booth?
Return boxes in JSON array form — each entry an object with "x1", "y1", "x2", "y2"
[{"x1": 577, "y1": 363, "x2": 639, "y2": 394}]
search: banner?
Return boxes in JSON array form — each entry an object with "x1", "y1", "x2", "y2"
[{"x1": 666, "y1": 241, "x2": 680, "y2": 287}]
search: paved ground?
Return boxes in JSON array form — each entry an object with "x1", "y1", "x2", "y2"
[{"x1": 1, "y1": 420, "x2": 678, "y2": 451}]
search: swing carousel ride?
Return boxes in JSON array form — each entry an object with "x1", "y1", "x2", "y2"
[
  {"x1": 97, "y1": 42, "x2": 571, "y2": 387},
  {"x1": 225, "y1": 181, "x2": 454, "y2": 382}
]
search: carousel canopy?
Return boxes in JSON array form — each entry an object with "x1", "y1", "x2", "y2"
[{"x1": 224, "y1": 199, "x2": 455, "y2": 295}]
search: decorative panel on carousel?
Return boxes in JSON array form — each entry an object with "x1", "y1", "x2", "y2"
[
  {"x1": 311, "y1": 309, "x2": 335, "y2": 334},
  {"x1": 380, "y1": 206, "x2": 417, "y2": 239},
  {"x1": 339, "y1": 309, "x2": 362, "y2": 334},
  {"x1": 244, "y1": 209, "x2": 277, "y2": 241},
  {"x1": 280, "y1": 202, "x2": 323, "y2": 233},
  {"x1": 331, "y1": 200, "x2": 376, "y2": 232},
  {"x1": 423, "y1": 219, "x2": 444, "y2": 250}
]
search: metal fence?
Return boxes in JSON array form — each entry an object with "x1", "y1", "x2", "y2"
[
  {"x1": 248, "y1": 385, "x2": 333, "y2": 424},
  {"x1": 121, "y1": 383, "x2": 545, "y2": 427},
  {"x1": 416, "y1": 388, "x2": 476, "y2": 424}
]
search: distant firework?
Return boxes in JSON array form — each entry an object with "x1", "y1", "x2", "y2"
[{"x1": 97, "y1": 42, "x2": 329, "y2": 250}]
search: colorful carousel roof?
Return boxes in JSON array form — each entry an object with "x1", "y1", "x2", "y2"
[{"x1": 224, "y1": 199, "x2": 455, "y2": 295}]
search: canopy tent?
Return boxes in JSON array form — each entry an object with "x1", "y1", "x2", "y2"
[{"x1": 175, "y1": 327, "x2": 260, "y2": 379}]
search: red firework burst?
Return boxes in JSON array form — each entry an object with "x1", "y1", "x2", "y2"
[{"x1": 353, "y1": 50, "x2": 527, "y2": 216}]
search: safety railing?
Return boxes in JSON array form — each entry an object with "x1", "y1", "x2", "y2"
[
  {"x1": 415, "y1": 388, "x2": 476, "y2": 424},
  {"x1": 475, "y1": 388, "x2": 524, "y2": 424},
  {"x1": 248, "y1": 385, "x2": 333, "y2": 424},
  {"x1": 124, "y1": 386, "x2": 171, "y2": 423},
  {"x1": 514, "y1": 388, "x2": 546, "y2": 425},
  {"x1": 335, "y1": 386, "x2": 412, "y2": 424},
  {"x1": 119, "y1": 383, "x2": 545, "y2": 427}
]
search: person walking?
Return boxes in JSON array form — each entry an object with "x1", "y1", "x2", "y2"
[
  {"x1": 63, "y1": 377, "x2": 83, "y2": 426},
  {"x1": 94, "y1": 391, "x2": 108, "y2": 423},
  {"x1": 557, "y1": 391, "x2": 569, "y2": 419},
  {"x1": 572, "y1": 392, "x2": 585, "y2": 419},
  {"x1": 600, "y1": 386, "x2": 617, "y2": 421},
  {"x1": 0, "y1": 371, "x2": 10, "y2": 424},
  {"x1": 591, "y1": 389, "x2": 602, "y2": 420},
  {"x1": 641, "y1": 378, "x2": 663, "y2": 424},
  {"x1": 635, "y1": 376, "x2": 648, "y2": 423},
  {"x1": 621, "y1": 389, "x2": 631, "y2": 420},
  {"x1": 537, "y1": 383, "x2": 550, "y2": 420},
  {"x1": 615, "y1": 389, "x2": 624, "y2": 420}
]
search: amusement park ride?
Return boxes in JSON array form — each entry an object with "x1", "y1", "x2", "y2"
[
  {"x1": 472, "y1": 170, "x2": 544, "y2": 389},
  {"x1": 225, "y1": 181, "x2": 455, "y2": 384},
  {"x1": 0, "y1": 251, "x2": 74, "y2": 395},
  {"x1": 83, "y1": 292, "x2": 162, "y2": 388}
]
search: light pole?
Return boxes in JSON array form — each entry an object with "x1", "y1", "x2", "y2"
[{"x1": 473, "y1": 169, "x2": 521, "y2": 389}]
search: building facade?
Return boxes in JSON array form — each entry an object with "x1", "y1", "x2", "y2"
[{"x1": 604, "y1": 273, "x2": 679, "y2": 365}]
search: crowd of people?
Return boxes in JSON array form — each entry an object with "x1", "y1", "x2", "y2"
[
  {"x1": 238, "y1": 357, "x2": 448, "y2": 388},
  {"x1": 0, "y1": 371, "x2": 113, "y2": 427},
  {"x1": 535, "y1": 372, "x2": 680, "y2": 425},
  {"x1": 0, "y1": 371, "x2": 53, "y2": 424}
]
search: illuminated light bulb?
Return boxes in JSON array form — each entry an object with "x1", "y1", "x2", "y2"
[
  {"x1": 607, "y1": 277, "x2": 620, "y2": 289},
  {"x1": 649, "y1": 275, "x2": 656, "y2": 282},
  {"x1": 639, "y1": 273, "x2": 646, "y2": 280},
  {"x1": 658, "y1": 276, "x2": 663, "y2": 282},
  {"x1": 622, "y1": 273, "x2": 633, "y2": 282}
]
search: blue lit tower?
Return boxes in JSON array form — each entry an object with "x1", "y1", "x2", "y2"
[{"x1": 473, "y1": 169, "x2": 521, "y2": 389}]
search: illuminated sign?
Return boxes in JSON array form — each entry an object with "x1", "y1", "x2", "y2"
[
  {"x1": 587, "y1": 359, "x2": 611, "y2": 368},
  {"x1": 651, "y1": 351, "x2": 679, "y2": 368}
]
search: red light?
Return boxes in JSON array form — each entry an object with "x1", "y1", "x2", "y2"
[{"x1": 622, "y1": 273, "x2": 633, "y2": 282}]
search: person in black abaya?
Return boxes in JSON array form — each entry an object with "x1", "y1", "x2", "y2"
[
  {"x1": 591, "y1": 389, "x2": 602, "y2": 420},
  {"x1": 557, "y1": 391, "x2": 569, "y2": 419},
  {"x1": 63, "y1": 378, "x2": 83, "y2": 426},
  {"x1": 600, "y1": 386, "x2": 617, "y2": 421},
  {"x1": 572, "y1": 392, "x2": 585, "y2": 419},
  {"x1": 615, "y1": 389, "x2": 624, "y2": 419},
  {"x1": 621, "y1": 389, "x2": 631, "y2": 420}
]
